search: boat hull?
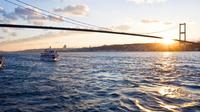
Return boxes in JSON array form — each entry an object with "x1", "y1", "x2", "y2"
[
  {"x1": 40, "y1": 48, "x2": 59, "y2": 62},
  {"x1": 40, "y1": 57, "x2": 59, "y2": 62}
]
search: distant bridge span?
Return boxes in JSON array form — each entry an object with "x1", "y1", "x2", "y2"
[{"x1": 0, "y1": 24, "x2": 199, "y2": 45}]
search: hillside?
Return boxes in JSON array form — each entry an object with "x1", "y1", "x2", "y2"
[{"x1": 19, "y1": 43, "x2": 200, "y2": 52}]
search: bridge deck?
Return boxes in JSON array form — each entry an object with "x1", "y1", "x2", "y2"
[{"x1": 0, "y1": 24, "x2": 199, "y2": 45}]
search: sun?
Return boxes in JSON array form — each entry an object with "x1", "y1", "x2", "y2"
[{"x1": 161, "y1": 38, "x2": 175, "y2": 45}]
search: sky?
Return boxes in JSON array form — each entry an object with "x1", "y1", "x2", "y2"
[{"x1": 0, "y1": 0, "x2": 200, "y2": 51}]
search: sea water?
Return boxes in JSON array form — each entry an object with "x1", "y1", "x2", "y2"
[{"x1": 0, "y1": 52, "x2": 199, "y2": 112}]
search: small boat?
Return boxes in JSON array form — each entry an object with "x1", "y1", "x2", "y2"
[
  {"x1": 0, "y1": 56, "x2": 4, "y2": 68},
  {"x1": 40, "y1": 47, "x2": 59, "y2": 62}
]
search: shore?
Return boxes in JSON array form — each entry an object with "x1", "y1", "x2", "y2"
[{"x1": 15, "y1": 43, "x2": 200, "y2": 53}]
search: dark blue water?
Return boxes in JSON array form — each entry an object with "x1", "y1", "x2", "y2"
[{"x1": 0, "y1": 52, "x2": 200, "y2": 112}]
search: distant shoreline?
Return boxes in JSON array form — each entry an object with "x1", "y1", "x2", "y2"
[{"x1": 1, "y1": 43, "x2": 200, "y2": 53}]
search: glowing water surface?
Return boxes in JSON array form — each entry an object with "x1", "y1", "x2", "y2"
[{"x1": 0, "y1": 52, "x2": 199, "y2": 112}]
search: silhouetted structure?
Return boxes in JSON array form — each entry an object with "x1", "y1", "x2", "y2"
[
  {"x1": 63, "y1": 45, "x2": 67, "y2": 49},
  {"x1": 179, "y1": 23, "x2": 186, "y2": 41}
]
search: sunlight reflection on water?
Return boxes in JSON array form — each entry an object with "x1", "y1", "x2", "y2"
[{"x1": 0, "y1": 52, "x2": 200, "y2": 112}]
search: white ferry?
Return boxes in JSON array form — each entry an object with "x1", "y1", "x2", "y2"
[{"x1": 40, "y1": 47, "x2": 59, "y2": 61}]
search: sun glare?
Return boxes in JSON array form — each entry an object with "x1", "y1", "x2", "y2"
[{"x1": 161, "y1": 38, "x2": 175, "y2": 45}]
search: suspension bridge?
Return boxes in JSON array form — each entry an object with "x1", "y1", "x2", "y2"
[
  {"x1": 0, "y1": 23, "x2": 199, "y2": 46},
  {"x1": 0, "y1": 0, "x2": 200, "y2": 46}
]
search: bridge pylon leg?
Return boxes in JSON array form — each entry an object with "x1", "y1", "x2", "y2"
[
  {"x1": 179, "y1": 23, "x2": 187, "y2": 50},
  {"x1": 179, "y1": 23, "x2": 186, "y2": 41}
]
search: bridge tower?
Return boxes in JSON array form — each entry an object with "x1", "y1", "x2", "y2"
[{"x1": 179, "y1": 23, "x2": 186, "y2": 41}]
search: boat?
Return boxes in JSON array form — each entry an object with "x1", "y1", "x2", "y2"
[
  {"x1": 0, "y1": 56, "x2": 4, "y2": 68},
  {"x1": 40, "y1": 47, "x2": 59, "y2": 61}
]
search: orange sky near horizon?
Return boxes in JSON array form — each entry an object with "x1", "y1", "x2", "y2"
[{"x1": 0, "y1": 0, "x2": 200, "y2": 51}]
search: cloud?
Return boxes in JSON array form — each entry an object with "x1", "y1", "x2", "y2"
[
  {"x1": 164, "y1": 22, "x2": 173, "y2": 25},
  {"x1": 10, "y1": 32, "x2": 17, "y2": 36},
  {"x1": 2, "y1": 12, "x2": 17, "y2": 20},
  {"x1": 1, "y1": 30, "x2": 89, "y2": 44},
  {"x1": 0, "y1": 6, "x2": 65, "y2": 25},
  {"x1": 128, "y1": 0, "x2": 167, "y2": 4},
  {"x1": 0, "y1": 7, "x2": 17, "y2": 22},
  {"x1": 0, "y1": 7, "x2": 4, "y2": 13},
  {"x1": 54, "y1": 4, "x2": 89, "y2": 16},
  {"x1": 141, "y1": 19, "x2": 176, "y2": 26},
  {"x1": 111, "y1": 25, "x2": 132, "y2": 32},
  {"x1": 48, "y1": 15, "x2": 64, "y2": 22},
  {"x1": 0, "y1": 16, "x2": 4, "y2": 22},
  {"x1": 0, "y1": 4, "x2": 89, "y2": 25},
  {"x1": 14, "y1": 7, "x2": 48, "y2": 25},
  {"x1": 1, "y1": 28, "x2": 18, "y2": 37},
  {"x1": 27, "y1": 15, "x2": 47, "y2": 25},
  {"x1": 0, "y1": 36, "x2": 4, "y2": 39},
  {"x1": 2, "y1": 29, "x2": 9, "y2": 33},
  {"x1": 141, "y1": 19, "x2": 160, "y2": 23},
  {"x1": 0, "y1": 31, "x2": 91, "y2": 51},
  {"x1": 14, "y1": 7, "x2": 36, "y2": 18}
]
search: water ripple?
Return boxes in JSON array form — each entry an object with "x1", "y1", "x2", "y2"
[{"x1": 0, "y1": 52, "x2": 200, "y2": 112}]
